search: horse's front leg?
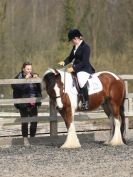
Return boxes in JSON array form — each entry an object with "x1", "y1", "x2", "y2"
[{"x1": 59, "y1": 106, "x2": 81, "y2": 148}]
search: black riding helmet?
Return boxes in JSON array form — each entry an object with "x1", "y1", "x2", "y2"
[{"x1": 68, "y1": 29, "x2": 83, "y2": 41}]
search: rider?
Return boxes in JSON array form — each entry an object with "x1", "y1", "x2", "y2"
[{"x1": 59, "y1": 29, "x2": 95, "y2": 110}]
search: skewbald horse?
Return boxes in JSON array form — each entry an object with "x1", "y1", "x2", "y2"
[{"x1": 43, "y1": 68, "x2": 126, "y2": 148}]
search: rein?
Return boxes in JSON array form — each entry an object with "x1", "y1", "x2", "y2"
[
  {"x1": 55, "y1": 95, "x2": 61, "y2": 99},
  {"x1": 52, "y1": 92, "x2": 65, "y2": 100},
  {"x1": 63, "y1": 67, "x2": 66, "y2": 92},
  {"x1": 56, "y1": 67, "x2": 66, "y2": 99}
]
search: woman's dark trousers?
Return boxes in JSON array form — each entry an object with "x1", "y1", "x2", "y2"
[{"x1": 19, "y1": 106, "x2": 38, "y2": 137}]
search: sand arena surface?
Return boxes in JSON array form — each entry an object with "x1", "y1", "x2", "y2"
[{"x1": 0, "y1": 130, "x2": 133, "y2": 177}]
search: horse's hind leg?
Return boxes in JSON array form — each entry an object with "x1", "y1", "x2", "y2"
[
  {"x1": 109, "y1": 103, "x2": 125, "y2": 146},
  {"x1": 120, "y1": 103, "x2": 126, "y2": 144},
  {"x1": 102, "y1": 101, "x2": 115, "y2": 144}
]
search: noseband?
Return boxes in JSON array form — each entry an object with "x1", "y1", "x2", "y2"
[
  {"x1": 51, "y1": 92, "x2": 65, "y2": 100},
  {"x1": 55, "y1": 95, "x2": 61, "y2": 99},
  {"x1": 54, "y1": 96, "x2": 61, "y2": 99}
]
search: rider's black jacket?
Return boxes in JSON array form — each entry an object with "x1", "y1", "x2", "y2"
[{"x1": 64, "y1": 41, "x2": 95, "y2": 74}]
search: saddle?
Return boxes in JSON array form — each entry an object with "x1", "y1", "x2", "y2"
[{"x1": 71, "y1": 72, "x2": 103, "y2": 96}]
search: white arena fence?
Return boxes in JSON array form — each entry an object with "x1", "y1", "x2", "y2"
[{"x1": 0, "y1": 75, "x2": 133, "y2": 137}]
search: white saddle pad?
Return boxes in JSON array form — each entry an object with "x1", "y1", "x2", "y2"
[
  {"x1": 87, "y1": 75, "x2": 103, "y2": 95},
  {"x1": 67, "y1": 72, "x2": 103, "y2": 95}
]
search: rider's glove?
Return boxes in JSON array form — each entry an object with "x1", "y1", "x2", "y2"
[
  {"x1": 58, "y1": 61, "x2": 65, "y2": 66},
  {"x1": 66, "y1": 67, "x2": 74, "y2": 73}
]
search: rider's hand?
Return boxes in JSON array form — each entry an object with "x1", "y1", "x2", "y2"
[
  {"x1": 66, "y1": 67, "x2": 74, "y2": 73},
  {"x1": 58, "y1": 61, "x2": 65, "y2": 66}
]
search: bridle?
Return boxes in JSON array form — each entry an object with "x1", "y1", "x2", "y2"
[
  {"x1": 50, "y1": 68, "x2": 66, "y2": 100},
  {"x1": 51, "y1": 91, "x2": 65, "y2": 100},
  {"x1": 55, "y1": 95, "x2": 62, "y2": 99}
]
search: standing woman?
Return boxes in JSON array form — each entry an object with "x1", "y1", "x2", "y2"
[
  {"x1": 59, "y1": 29, "x2": 95, "y2": 110},
  {"x1": 12, "y1": 62, "x2": 42, "y2": 137}
]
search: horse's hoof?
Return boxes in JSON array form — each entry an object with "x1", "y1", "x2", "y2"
[
  {"x1": 103, "y1": 141, "x2": 110, "y2": 145},
  {"x1": 109, "y1": 140, "x2": 125, "y2": 146},
  {"x1": 104, "y1": 139, "x2": 126, "y2": 146},
  {"x1": 60, "y1": 144, "x2": 81, "y2": 149}
]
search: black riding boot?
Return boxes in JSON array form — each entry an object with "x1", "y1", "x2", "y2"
[{"x1": 81, "y1": 84, "x2": 89, "y2": 110}]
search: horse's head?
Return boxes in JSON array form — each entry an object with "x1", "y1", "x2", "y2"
[{"x1": 43, "y1": 69, "x2": 64, "y2": 110}]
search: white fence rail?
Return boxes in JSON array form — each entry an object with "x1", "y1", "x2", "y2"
[{"x1": 0, "y1": 75, "x2": 133, "y2": 137}]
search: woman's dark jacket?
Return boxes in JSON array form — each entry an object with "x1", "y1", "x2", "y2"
[
  {"x1": 64, "y1": 41, "x2": 95, "y2": 74},
  {"x1": 11, "y1": 72, "x2": 42, "y2": 109}
]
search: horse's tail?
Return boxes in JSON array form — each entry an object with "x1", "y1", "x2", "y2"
[{"x1": 120, "y1": 92, "x2": 126, "y2": 144}]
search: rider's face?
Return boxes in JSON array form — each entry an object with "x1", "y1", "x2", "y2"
[{"x1": 70, "y1": 37, "x2": 80, "y2": 46}]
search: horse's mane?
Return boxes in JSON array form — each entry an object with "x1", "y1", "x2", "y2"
[
  {"x1": 43, "y1": 68, "x2": 71, "y2": 80},
  {"x1": 43, "y1": 68, "x2": 74, "y2": 92},
  {"x1": 43, "y1": 69, "x2": 57, "y2": 89},
  {"x1": 43, "y1": 68, "x2": 57, "y2": 76}
]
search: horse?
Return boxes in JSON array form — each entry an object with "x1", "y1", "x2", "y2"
[{"x1": 42, "y1": 68, "x2": 126, "y2": 148}]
